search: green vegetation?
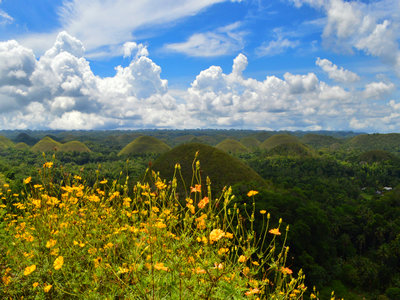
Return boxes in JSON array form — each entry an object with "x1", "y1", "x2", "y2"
[
  {"x1": 301, "y1": 134, "x2": 342, "y2": 149},
  {"x1": 240, "y1": 136, "x2": 261, "y2": 151},
  {"x1": 0, "y1": 129, "x2": 399, "y2": 299},
  {"x1": 152, "y1": 143, "x2": 264, "y2": 196},
  {"x1": 260, "y1": 134, "x2": 300, "y2": 150},
  {"x1": 118, "y1": 136, "x2": 171, "y2": 156},
  {"x1": 31, "y1": 137, "x2": 62, "y2": 152},
  {"x1": 216, "y1": 139, "x2": 250, "y2": 154},
  {"x1": 267, "y1": 142, "x2": 313, "y2": 158},
  {"x1": 0, "y1": 136, "x2": 14, "y2": 150},
  {"x1": 60, "y1": 141, "x2": 91, "y2": 153},
  {"x1": 346, "y1": 133, "x2": 400, "y2": 153},
  {"x1": 0, "y1": 159, "x2": 308, "y2": 298}
]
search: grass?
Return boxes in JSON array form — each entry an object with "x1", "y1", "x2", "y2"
[
  {"x1": 0, "y1": 157, "x2": 310, "y2": 299},
  {"x1": 0, "y1": 136, "x2": 14, "y2": 150},
  {"x1": 240, "y1": 137, "x2": 261, "y2": 151},
  {"x1": 32, "y1": 137, "x2": 92, "y2": 153},
  {"x1": 260, "y1": 135, "x2": 300, "y2": 151},
  {"x1": 267, "y1": 143, "x2": 313, "y2": 158},
  {"x1": 216, "y1": 139, "x2": 250, "y2": 154},
  {"x1": 118, "y1": 136, "x2": 171, "y2": 156}
]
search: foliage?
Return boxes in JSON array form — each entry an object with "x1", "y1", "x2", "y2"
[
  {"x1": 0, "y1": 159, "x2": 308, "y2": 299},
  {"x1": 216, "y1": 139, "x2": 250, "y2": 154},
  {"x1": 118, "y1": 136, "x2": 171, "y2": 156}
]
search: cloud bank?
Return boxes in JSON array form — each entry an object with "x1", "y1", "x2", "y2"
[{"x1": 0, "y1": 31, "x2": 398, "y2": 132}]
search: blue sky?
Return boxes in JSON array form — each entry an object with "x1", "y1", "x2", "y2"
[{"x1": 0, "y1": 0, "x2": 399, "y2": 132}]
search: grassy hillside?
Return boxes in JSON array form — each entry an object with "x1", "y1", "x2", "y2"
[
  {"x1": 0, "y1": 136, "x2": 14, "y2": 150},
  {"x1": 240, "y1": 137, "x2": 260, "y2": 151},
  {"x1": 301, "y1": 134, "x2": 342, "y2": 149},
  {"x1": 152, "y1": 143, "x2": 264, "y2": 196},
  {"x1": 14, "y1": 142, "x2": 30, "y2": 151},
  {"x1": 260, "y1": 134, "x2": 300, "y2": 151},
  {"x1": 359, "y1": 150, "x2": 398, "y2": 164},
  {"x1": 346, "y1": 133, "x2": 400, "y2": 153},
  {"x1": 32, "y1": 137, "x2": 62, "y2": 152},
  {"x1": 14, "y1": 133, "x2": 39, "y2": 146},
  {"x1": 267, "y1": 142, "x2": 313, "y2": 158},
  {"x1": 216, "y1": 139, "x2": 250, "y2": 154},
  {"x1": 118, "y1": 136, "x2": 171, "y2": 156},
  {"x1": 32, "y1": 137, "x2": 91, "y2": 153},
  {"x1": 60, "y1": 141, "x2": 91, "y2": 153}
]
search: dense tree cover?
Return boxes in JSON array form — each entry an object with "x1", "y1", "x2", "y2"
[{"x1": 1, "y1": 130, "x2": 399, "y2": 299}]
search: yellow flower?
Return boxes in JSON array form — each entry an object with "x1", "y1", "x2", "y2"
[
  {"x1": 260, "y1": 210, "x2": 266, "y2": 214},
  {"x1": 46, "y1": 239, "x2": 57, "y2": 248},
  {"x1": 152, "y1": 206, "x2": 160, "y2": 213},
  {"x1": 197, "y1": 197, "x2": 209, "y2": 209},
  {"x1": 154, "y1": 262, "x2": 169, "y2": 271},
  {"x1": 186, "y1": 203, "x2": 195, "y2": 214},
  {"x1": 43, "y1": 283, "x2": 52, "y2": 292},
  {"x1": 218, "y1": 248, "x2": 229, "y2": 255},
  {"x1": 24, "y1": 264, "x2": 36, "y2": 276},
  {"x1": 24, "y1": 177, "x2": 32, "y2": 184},
  {"x1": 209, "y1": 229, "x2": 225, "y2": 243},
  {"x1": 190, "y1": 184, "x2": 201, "y2": 193},
  {"x1": 238, "y1": 255, "x2": 247, "y2": 263},
  {"x1": 155, "y1": 181, "x2": 167, "y2": 190},
  {"x1": 33, "y1": 282, "x2": 39, "y2": 288},
  {"x1": 280, "y1": 266, "x2": 293, "y2": 275},
  {"x1": 2, "y1": 275, "x2": 11, "y2": 285},
  {"x1": 269, "y1": 228, "x2": 281, "y2": 236},
  {"x1": 100, "y1": 179, "x2": 108, "y2": 184},
  {"x1": 53, "y1": 256, "x2": 64, "y2": 270},
  {"x1": 247, "y1": 190, "x2": 259, "y2": 197},
  {"x1": 245, "y1": 287, "x2": 260, "y2": 296},
  {"x1": 43, "y1": 162, "x2": 53, "y2": 168}
]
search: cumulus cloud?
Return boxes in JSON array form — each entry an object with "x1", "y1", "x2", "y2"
[
  {"x1": 164, "y1": 22, "x2": 246, "y2": 57},
  {"x1": 0, "y1": 32, "x2": 397, "y2": 131},
  {"x1": 291, "y1": 0, "x2": 400, "y2": 75},
  {"x1": 316, "y1": 58, "x2": 360, "y2": 83}
]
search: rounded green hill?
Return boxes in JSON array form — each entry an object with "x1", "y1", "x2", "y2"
[
  {"x1": 260, "y1": 134, "x2": 300, "y2": 150},
  {"x1": 0, "y1": 136, "x2": 14, "y2": 150},
  {"x1": 60, "y1": 141, "x2": 91, "y2": 153},
  {"x1": 14, "y1": 142, "x2": 30, "y2": 151},
  {"x1": 216, "y1": 139, "x2": 250, "y2": 154},
  {"x1": 267, "y1": 142, "x2": 313, "y2": 158},
  {"x1": 151, "y1": 143, "x2": 264, "y2": 196},
  {"x1": 32, "y1": 137, "x2": 61, "y2": 152},
  {"x1": 118, "y1": 136, "x2": 171, "y2": 156},
  {"x1": 240, "y1": 137, "x2": 260, "y2": 151},
  {"x1": 32, "y1": 137, "x2": 91, "y2": 153},
  {"x1": 301, "y1": 134, "x2": 341, "y2": 149},
  {"x1": 346, "y1": 133, "x2": 400, "y2": 152},
  {"x1": 359, "y1": 150, "x2": 398, "y2": 164}
]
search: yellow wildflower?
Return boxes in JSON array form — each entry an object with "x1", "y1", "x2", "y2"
[
  {"x1": 247, "y1": 190, "x2": 258, "y2": 197},
  {"x1": 43, "y1": 162, "x2": 53, "y2": 168},
  {"x1": 238, "y1": 255, "x2": 247, "y2": 263},
  {"x1": 24, "y1": 264, "x2": 36, "y2": 276},
  {"x1": 209, "y1": 229, "x2": 225, "y2": 243},
  {"x1": 33, "y1": 282, "x2": 39, "y2": 288},
  {"x1": 50, "y1": 248, "x2": 60, "y2": 256},
  {"x1": 197, "y1": 197, "x2": 209, "y2": 209},
  {"x1": 152, "y1": 206, "x2": 160, "y2": 213},
  {"x1": 281, "y1": 266, "x2": 293, "y2": 275},
  {"x1": 24, "y1": 177, "x2": 32, "y2": 184},
  {"x1": 190, "y1": 184, "x2": 201, "y2": 193},
  {"x1": 269, "y1": 228, "x2": 281, "y2": 236},
  {"x1": 154, "y1": 262, "x2": 169, "y2": 271},
  {"x1": 54, "y1": 256, "x2": 64, "y2": 270},
  {"x1": 195, "y1": 213, "x2": 207, "y2": 230},
  {"x1": 2, "y1": 275, "x2": 11, "y2": 285},
  {"x1": 43, "y1": 283, "x2": 52, "y2": 292},
  {"x1": 260, "y1": 210, "x2": 267, "y2": 214},
  {"x1": 100, "y1": 179, "x2": 108, "y2": 184},
  {"x1": 46, "y1": 239, "x2": 57, "y2": 248},
  {"x1": 186, "y1": 203, "x2": 195, "y2": 214}
]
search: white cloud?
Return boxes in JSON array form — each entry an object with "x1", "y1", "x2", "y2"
[
  {"x1": 0, "y1": 32, "x2": 398, "y2": 131},
  {"x1": 0, "y1": 9, "x2": 13, "y2": 25},
  {"x1": 256, "y1": 36, "x2": 299, "y2": 57},
  {"x1": 316, "y1": 58, "x2": 360, "y2": 83},
  {"x1": 363, "y1": 81, "x2": 395, "y2": 99},
  {"x1": 164, "y1": 22, "x2": 246, "y2": 57},
  {"x1": 123, "y1": 42, "x2": 149, "y2": 58},
  {"x1": 18, "y1": 0, "x2": 232, "y2": 57},
  {"x1": 291, "y1": 0, "x2": 400, "y2": 75}
]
